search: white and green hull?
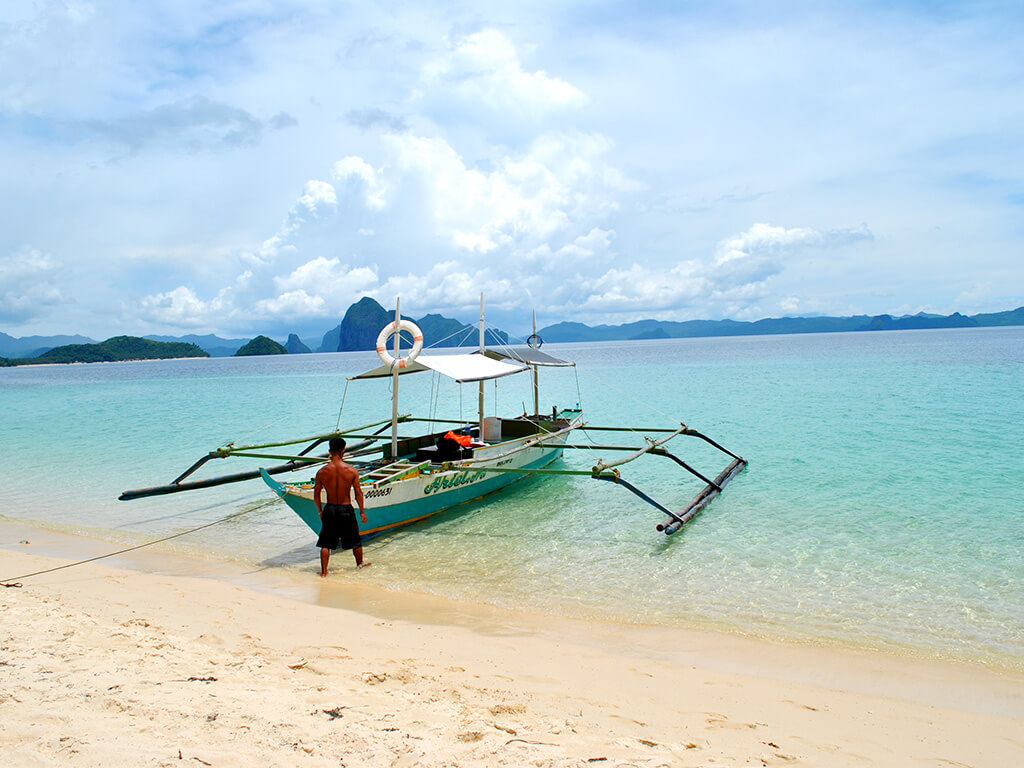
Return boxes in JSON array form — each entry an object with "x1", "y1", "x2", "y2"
[{"x1": 261, "y1": 426, "x2": 576, "y2": 539}]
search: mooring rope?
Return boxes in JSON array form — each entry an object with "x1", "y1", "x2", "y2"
[
  {"x1": 0, "y1": 497, "x2": 280, "y2": 587},
  {"x1": 424, "y1": 324, "x2": 475, "y2": 350}
]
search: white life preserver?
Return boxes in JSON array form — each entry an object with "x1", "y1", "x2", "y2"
[{"x1": 375, "y1": 319, "x2": 424, "y2": 369}]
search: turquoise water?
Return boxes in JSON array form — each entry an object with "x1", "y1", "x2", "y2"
[{"x1": 2, "y1": 327, "x2": 1022, "y2": 667}]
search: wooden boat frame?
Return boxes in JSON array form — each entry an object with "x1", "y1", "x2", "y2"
[{"x1": 120, "y1": 298, "x2": 747, "y2": 537}]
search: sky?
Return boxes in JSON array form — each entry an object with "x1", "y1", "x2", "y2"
[{"x1": 1, "y1": 0, "x2": 1022, "y2": 340}]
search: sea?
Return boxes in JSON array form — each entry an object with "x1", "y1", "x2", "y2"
[{"x1": 2, "y1": 326, "x2": 1022, "y2": 669}]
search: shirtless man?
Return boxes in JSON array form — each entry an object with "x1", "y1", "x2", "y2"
[{"x1": 313, "y1": 437, "x2": 369, "y2": 576}]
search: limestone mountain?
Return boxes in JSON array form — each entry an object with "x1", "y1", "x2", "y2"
[
  {"x1": 337, "y1": 297, "x2": 392, "y2": 352},
  {"x1": 285, "y1": 333, "x2": 312, "y2": 354},
  {"x1": 317, "y1": 298, "x2": 508, "y2": 352}
]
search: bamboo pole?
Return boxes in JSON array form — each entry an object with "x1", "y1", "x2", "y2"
[
  {"x1": 214, "y1": 416, "x2": 408, "y2": 455},
  {"x1": 391, "y1": 298, "x2": 401, "y2": 459},
  {"x1": 659, "y1": 457, "x2": 747, "y2": 535},
  {"x1": 589, "y1": 426, "x2": 687, "y2": 473},
  {"x1": 478, "y1": 293, "x2": 485, "y2": 439}
]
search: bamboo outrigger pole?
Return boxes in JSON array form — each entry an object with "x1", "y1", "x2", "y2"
[
  {"x1": 119, "y1": 417, "x2": 407, "y2": 500},
  {"x1": 532, "y1": 310, "x2": 540, "y2": 416},
  {"x1": 478, "y1": 292, "x2": 486, "y2": 439},
  {"x1": 445, "y1": 421, "x2": 748, "y2": 535},
  {"x1": 391, "y1": 297, "x2": 401, "y2": 460}
]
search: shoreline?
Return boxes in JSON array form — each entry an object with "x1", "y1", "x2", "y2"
[
  {"x1": 3, "y1": 542, "x2": 1023, "y2": 766},
  {"x1": 4, "y1": 516, "x2": 1023, "y2": 707},
  {"x1": 4, "y1": 513, "x2": 1023, "y2": 676}
]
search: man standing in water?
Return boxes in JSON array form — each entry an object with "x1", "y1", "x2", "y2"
[{"x1": 314, "y1": 437, "x2": 369, "y2": 575}]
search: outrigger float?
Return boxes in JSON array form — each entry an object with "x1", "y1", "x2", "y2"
[{"x1": 121, "y1": 298, "x2": 747, "y2": 538}]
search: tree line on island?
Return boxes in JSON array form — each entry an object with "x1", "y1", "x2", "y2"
[
  {"x1": 0, "y1": 336, "x2": 209, "y2": 366},
  {"x1": 0, "y1": 298, "x2": 493, "y2": 365},
  {"x1": 2, "y1": 299, "x2": 1023, "y2": 366}
]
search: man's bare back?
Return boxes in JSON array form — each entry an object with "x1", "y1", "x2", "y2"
[
  {"x1": 315, "y1": 457, "x2": 362, "y2": 509},
  {"x1": 313, "y1": 439, "x2": 368, "y2": 575}
]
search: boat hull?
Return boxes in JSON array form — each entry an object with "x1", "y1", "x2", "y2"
[{"x1": 261, "y1": 430, "x2": 571, "y2": 539}]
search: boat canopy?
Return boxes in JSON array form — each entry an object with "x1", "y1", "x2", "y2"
[
  {"x1": 484, "y1": 347, "x2": 574, "y2": 367},
  {"x1": 350, "y1": 352, "x2": 529, "y2": 383}
]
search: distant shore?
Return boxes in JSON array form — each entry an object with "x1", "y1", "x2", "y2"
[
  {"x1": 4, "y1": 301, "x2": 1022, "y2": 361},
  {"x1": 3, "y1": 520, "x2": 1022, "y2": 767}
]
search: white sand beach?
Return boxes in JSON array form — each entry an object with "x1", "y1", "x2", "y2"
[{"x1": 2, "y1": 538, "x2": 1023, "y2": 768}]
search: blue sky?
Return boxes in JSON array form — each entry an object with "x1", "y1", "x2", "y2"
[{"x1": 1, "y1": 0, "x2": 1022, "y2": 339}]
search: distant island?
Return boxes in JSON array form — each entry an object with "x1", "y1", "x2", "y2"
[
  {"x1": 235, "y1": 336, "x2": 288, "y2": 356},
  {"x1": 2, "y1": 302, "x2": 1023, "y2": 364},
  {"x1": 285, "y1": 334, "x2": 311, "y2": 354},
  {"x1": 537, "y1": 306, "x2": 1024, "y2": 342},
  {"x1": 1, "y1": 336, "x2": 208, "y2": 366},
  {"x1": 315, "y1": 297, "x2": 506, "y2": 352}
]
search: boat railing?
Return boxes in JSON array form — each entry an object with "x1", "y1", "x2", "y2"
[
  {"x1": 451, "y1": 420, "x2": 583, "y2": 466},
  {"x1": 362, "y1": 459, "x2": 432, "y2": 487}
]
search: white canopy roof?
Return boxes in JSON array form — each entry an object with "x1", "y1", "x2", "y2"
[{"x1": 351, "y1": 352, "x2": 528, "y2": 383}]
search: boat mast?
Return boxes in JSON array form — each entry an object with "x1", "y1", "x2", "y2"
[
  {"x1": 532, "y1": 309, "x2": 540, "y2": 416},
  {"x1": 391, "y1": 297, "x2": 401, "y2": 459},
  {"x1": 478, "y1": 292, "x2": 485, "y2": 439}
]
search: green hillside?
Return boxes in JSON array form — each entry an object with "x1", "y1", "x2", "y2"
[
  {"x1": 235, "y1": 335, "x2": 288, "y2": 356},
  {"x1": 15, "y1": 336, "x2": 209, "y2": 365}
]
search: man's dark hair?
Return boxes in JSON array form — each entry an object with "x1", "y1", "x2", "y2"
[{"x1": 328, "y1": 437, "x2": 346, "y2": 455}]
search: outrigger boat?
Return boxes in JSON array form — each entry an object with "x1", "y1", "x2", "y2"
[{"x1": 120, "y1": 298, "x2": 747, "y2": 538}]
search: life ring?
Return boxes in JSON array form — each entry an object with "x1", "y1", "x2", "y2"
[
  {"x1": 527, "y1": 333, "x2": 543, "y2": 349},
  {"x1": 376, "y1": 319, "x2": 424, "y2": 369}
]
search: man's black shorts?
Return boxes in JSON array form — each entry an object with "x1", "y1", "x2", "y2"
[{"x1": 317, "y1": 504, "x2": 361, "y2": 550}]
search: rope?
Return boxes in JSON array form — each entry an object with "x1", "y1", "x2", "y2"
[
  {"x1": 430, "y1": 371, "x2": 443, "y2": 423},
  {"x1": 424, "y1": 325, "x2": 475, "y2": 350},
  {"x1": 0, "y1": 497, "x2": 280, "y2": 587},
  {"x1": 335, "y1": 379, "x2": 351, "y2": 431},
  {"x1": 574, "y1": 366, "x2": 584, "y2": 413}
]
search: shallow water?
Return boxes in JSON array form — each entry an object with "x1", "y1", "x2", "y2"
[{"x1": 2, "y1": 327, "x2": 1022, "y2": 667}]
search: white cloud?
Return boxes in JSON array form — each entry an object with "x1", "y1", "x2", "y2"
[
  {"x1": 380, "y1": 130, "x2": 629, "y2": 255},
  {"x1": 133, "y1": 257, "x2": 384, "y2": 332},
  {"x1": 524, "y1": 228, "x2": 616, "y2": 274},
  {"x1": 332, "y1": 158, "x2": 386, "y2": 210},
  {"x1": 577, "y1": 263, "x2": 707, "y2": 313},
  {"x1": 565, "y1": 222, "x2": 873, "y2": 319},
  {"x1": 421, "y1": 29, "x2": 587, "y2": 118},
  {"x1": 260, "y1": 258, "x2": 379, "y2": 318},
  {"x1": 715, "y1": 222, "x2": 872, "y2": 265},
  {"x1": 0, "y1": 247, "x2": 67, "y2": 323},
  {"x1": 711, "y1": 222, "x2": 873, "y2": 288},
  {"x1": 376, "y1": 261, "x2": 519, "y2": 312},
  {"x1": 253, "y1": 179, "x2": 339, "y2": 264},
  {"x1": 779, "y1": 296, "x2": 802, "y2": 314},
  {"x1": 253, "y1": 289, "x2": 325, "y2": 316},
  {"x1": 297, "y1": 180, "x2": 338, "y2": 211},
  {"x1": 136, "y1": 285, "x2": 227, "y2": 329},
  {"x1": 5, "y1": 4, "x2": 1020, "y2": 338}
]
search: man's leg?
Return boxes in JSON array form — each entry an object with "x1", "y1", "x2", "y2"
[
  {"x1": 353, "y1": 546, "x2": 371, "y2": 568},
  {"x1": 320, "y1": 547, "x2": 330, "y2": 577}
]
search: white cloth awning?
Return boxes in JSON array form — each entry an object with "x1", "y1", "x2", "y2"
[{"x1": 351, "y1": 352, "x2": 528, "y2": 383}]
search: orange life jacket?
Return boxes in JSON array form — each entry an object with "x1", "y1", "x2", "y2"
[{"x1": 444, "y1": 430, "x2": 473, "y2": 447}]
